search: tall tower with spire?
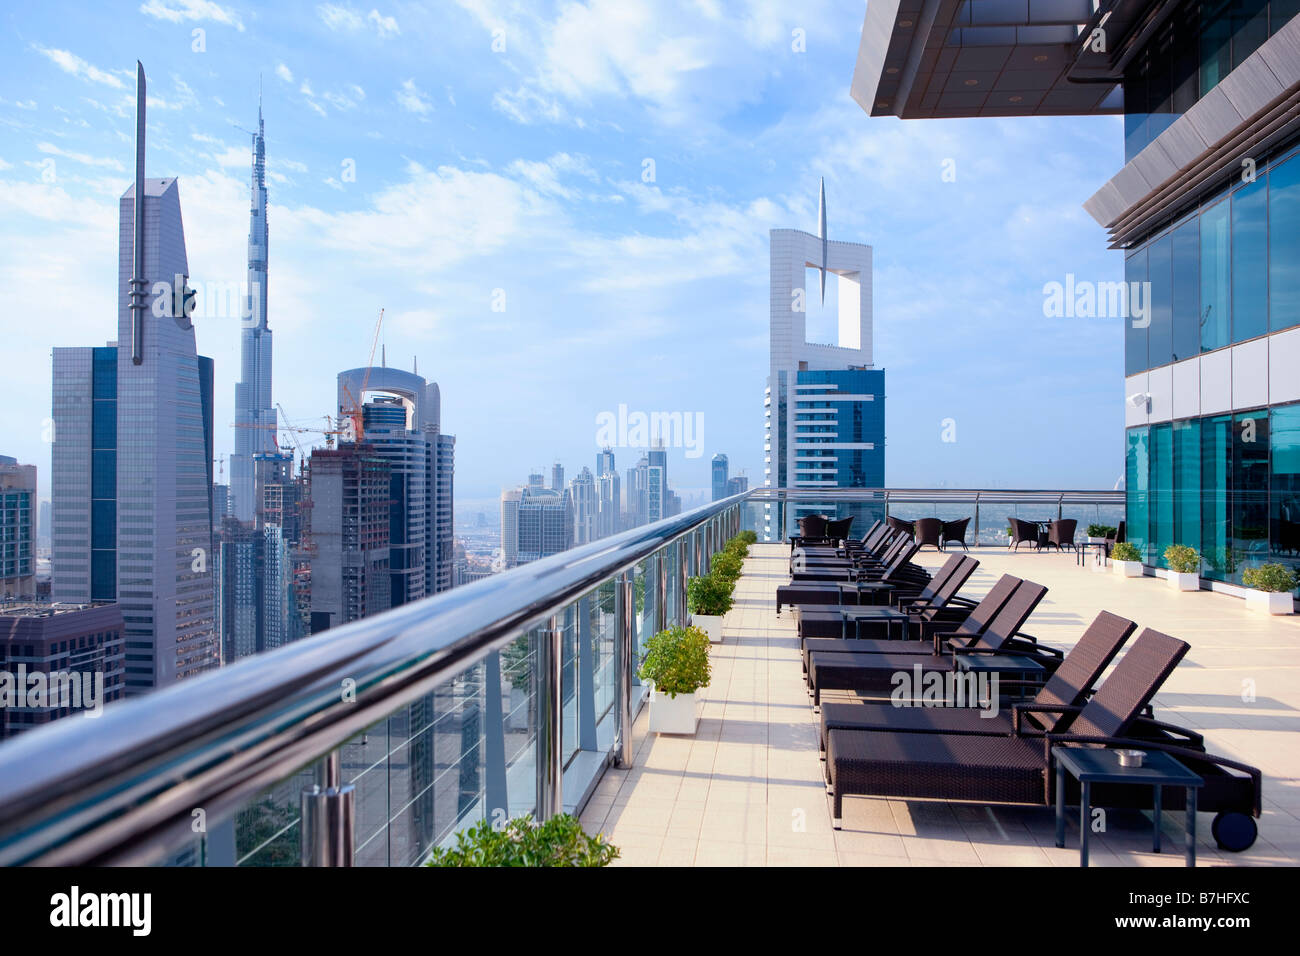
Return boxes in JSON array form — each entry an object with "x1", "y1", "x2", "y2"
[
  {"x1": 764, "y1": 181, "x2": 883, "y2": 540},
  {"x1": 230, "y1": 94, "x2": 275, "y2": 522}
]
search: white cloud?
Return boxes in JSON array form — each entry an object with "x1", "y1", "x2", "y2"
[
  {"x1": 396, "y1": 79, "x2": 432, "y2": 116},
  {"x1": 0, "y1": 159, "x2": 11, "y2": 171},
  {"x1": 318, "y1": 4, "x2": 399, "y2": 37},
  {"x1": 507, "y1": 153, "x2": 598, "y2": 200},
  {"x1": 36, "y1": 142, "x2": 125, "y2": 171},
  {"x1": 139, "y1": 0, "x2": 245, "y2": 30},
  {"x1": 32, "y1": 46, "x2": 125, "y2": 88},
  {"x1": 275, "y1": 63, "x2": 294, "y2": 83},
  {"x1": 367, "y1": 9, "x2": 400, "y2": 37}
]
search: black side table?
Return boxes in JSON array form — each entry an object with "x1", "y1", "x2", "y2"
[
  {"x1": 953, "y1": 653, "x2": 1047, "y2": 704},
  {"x1": 1052, "y1": 746, "x2": 1204, "y2": 867},
  {"x1": 839, "y1": 606, "x2": 910, "y2": 642}
]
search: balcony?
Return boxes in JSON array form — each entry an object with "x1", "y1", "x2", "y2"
[{"x1": 0, "y1": 488, "x2": 1295, "y2": 867}]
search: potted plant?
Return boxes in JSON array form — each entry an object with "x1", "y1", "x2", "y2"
[
  {"x1": 1087, "y1": 523, "x2": 1117, "y2": 545},
  {"x1": 425, "y1": 813, "x2": 619, "y2": 867},
  {"x1": 638, "y1": 624, "x2": 711, "y2": 734},
  {"x1": 687, "y1": 572, "x2": 732, "y2": 643},
  {"x1": 1111, "y1": 541, "x2": 1144, "y2": 577},
  {"x1": 711, "y1": 548, "x2": 743, "y2": 584},
  {"x1": 1241, "y1": 564, "x2": 1298, "y2": 615},
  {"x1": 1163, "y1": 545, "x2": 1201, "y2": 591}
]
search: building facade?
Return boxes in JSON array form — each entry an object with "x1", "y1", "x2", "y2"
[
  {"x1": 852, "y1": 0, "x2": 1300, "y2": 587},
  {"x1": 711, "y1": 453, "x2": 729, "y2": 501},
  {"x1": 0, "y1": 602, "x2": 125, "y2": 739},
  {"x1": 765, "y1": 185, "x2": 884, "y2": 538},
  {"x1": 0, "y1": 457, "x2": 36, "y2": 601},
  {"x1": 51, "y1": 67, "x2": 217, "y2": 692}
]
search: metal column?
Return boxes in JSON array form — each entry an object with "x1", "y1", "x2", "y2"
[
  {"x1": 614, "y1": 571, "x2": 634, "y2": 768},
  {"x1": 300, "y1": 750, "x2": 355, "y2": 866},
  {"x1": 535, "y1": 618, "x2": 563, "y2": 820},
  {"x1": 678, "y1": 538, "x2": 689, "y2": 625}
]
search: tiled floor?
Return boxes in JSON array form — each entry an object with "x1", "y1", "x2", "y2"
[{"x1": 581, "y1": 544, "x2": 1300, "y2": 866}]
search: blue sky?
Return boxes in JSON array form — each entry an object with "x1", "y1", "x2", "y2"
[{"x1": 0, "y1": 0, "x2": 1128, "y2": 506}]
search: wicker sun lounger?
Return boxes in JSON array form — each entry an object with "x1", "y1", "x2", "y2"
[
  {"x1": 806, "y1": 580, "x2": 1050, "y2": 705},
  {"x1": 824, "y1": 628, "x2": 1264, "y2": 851},
  {"x1": 815, "y1": 610, "x2": 1138, "y2": 752}
]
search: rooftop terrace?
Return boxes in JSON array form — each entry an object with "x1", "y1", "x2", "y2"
[{"x1": 585, "y1": 543, "x2": 1300, "y2": 866}]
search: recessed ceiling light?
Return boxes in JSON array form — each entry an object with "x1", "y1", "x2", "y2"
[
  {"x1": 1033, "y1": 54, "x2": 1049, "y2": 62},
  {"x1": 876, "y1": 100, "x2": 890, "y2": 108},
  {"x1": 886, "y1": 67, "x2": 899, "y2": 74},
  {"x1": 1009, "y1": 95, "x2": 1023, "y2": 102},
  {"x1": 899, "y1": 19, "x2": 913, "y2": 27},
  {"x1": 964, "y1": 79, "x2": 979, "y2": 86}
]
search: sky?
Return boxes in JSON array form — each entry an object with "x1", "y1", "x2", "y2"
[{"x1": 0, "y1": 0, "x2": 1129, "y2": 506}]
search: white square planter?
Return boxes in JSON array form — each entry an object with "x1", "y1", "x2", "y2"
[
  {"x1": 691, "y1": 613, "x2": 724, "y2": 644},
  {"x1": 1167, "y1": 572, "x2": 1200, "y2": 591},
  {"x1": 1086, "y1": 536, "x2": 1106, "y2": 544},
  {"x1": 1113, "y1": 560, "x2": 1144, "y2": 578},
  {"x1": 648, "y1": 686, "x2": 700, "y2": 735},
  {"x1": 1246, "y1": 590, "x2": 1295, "y2": 615}
]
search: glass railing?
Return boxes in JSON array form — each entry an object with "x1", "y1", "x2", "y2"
[
  {"x1": 745, "y1": 487, "x2": 1125, "y2": 548},
  {"x1": 0, "y1": 495, "x2": 744, "y2": 867}
]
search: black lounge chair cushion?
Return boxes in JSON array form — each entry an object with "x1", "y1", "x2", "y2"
[
  {"x1": 819, "y1": 701, "x2": 1015, "y2": 751},
  {"x1": 827, "y1": 729, "x2": 1046, "y2": 806}
]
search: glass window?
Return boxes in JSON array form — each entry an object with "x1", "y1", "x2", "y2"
[
  {"x1": 1200, "y1": 1, "x2": 1233, "y2": 96},
  {"x1": 1148, "y1": 234, "x2": 1173, "y2": 367},
  {"x1": 1232, "y1": 0, "x2": 1271, "y2": 70},
  {"x1": 1274, "y1": 0, "x2": 1300, "y2": 32},
  {"x1": 1126, "y1": 427, "x2": 1150, "y2": 562},
  {"x1": 1201, "y1": 414, "x2": 1233, "y2": 580},
  {"x1": 1231, "y1": 176, "x2": 1269, "y2": 342},
  {"x1": 1269, "y1": 153, "x2": 1300, "y2": 332},
  {"x1": 1271, "y1": 404, "x2": 1300, "y2": 575},
  {"x1": 1126, "y1": 248, "x2": 1149, "y2": 374},
  {"x1": 1233, "y1": 410, "x2": 1270, "y2": 578},
  {"x1": 1173, "y1": 419, "x2": 1201, "y2": 555},
  {"x1": 1171, "y1": 217, "x2": 1201, "y2": 361},
  {"x1": 1151, "y1": 423, "x2": 1174, "y2": 566},
  {"x1": 1201, "y1": 198, "x2": 1231, "y2": 351}
]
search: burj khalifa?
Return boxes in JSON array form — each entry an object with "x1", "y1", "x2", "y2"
[{"x1": 230, "y1": 99, "x2": 274, "y2": 522}]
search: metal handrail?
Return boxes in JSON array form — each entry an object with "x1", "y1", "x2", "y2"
[{"x1": 0, "y1": 492, "x2": 749, "y2": 866}]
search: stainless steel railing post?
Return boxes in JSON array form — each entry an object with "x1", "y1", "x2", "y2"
[
  {"x1": 655, "y1": 549, "x2": 667, "y2": 635},
  {"x1": 678, "y1": 538, "x2": 689, "y2": 625},
  {"x1": 614, "y1": 571, "x2": 634, "y2": 768},
  {"x1": 535, "y1": 617, "x2": 563, "y2": 820},
  {"x1": 300, "y1": 749, "x2": 355, "y2": 866}
]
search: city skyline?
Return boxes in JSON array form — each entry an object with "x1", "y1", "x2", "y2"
[{"x1": 1, "y1": 0, "x2": 1126, "y2": 507}]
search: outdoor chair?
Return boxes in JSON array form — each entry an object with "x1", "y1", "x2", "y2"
[
  {"x1": 1007, "y1": 517, "x2": 1039, "y2": 551},
  {"x1": 1047, "y1": 518, "x2": 1077, "y2": 552},
  {"x1": 914, "y1": 517, "x2": 943, "y2": 551},
  {"x1": 942, "y1": 517, "x2": 970, "y2": 551}
]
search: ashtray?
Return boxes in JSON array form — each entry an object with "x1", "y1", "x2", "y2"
[{"x1": 1116, "y1": 749, "x2": 1146, "y2": 768}]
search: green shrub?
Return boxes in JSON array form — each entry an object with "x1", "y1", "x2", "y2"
[
  {"x1": 1112, "y1": 542, "x2": 1142, "y2": 562},
  {"x1": 638, "y1": 625, "x2": 711, "y2": 697},
  {"x1": 1087, "y1": 524, "x2": 1118, "y2": 538},
  {"x1": 687, "y1": 572, "x2": 733, "y2": 616},
  {"x1": 736, "y1": 530, "x2": 757, "y2": 546},
  {"x1": 426, "y1": 814, "x2": 619, "y2": 867},
  {"x1": 711, "y1": 550, "x2": 743, "y2": 582},
  {"x1": 1163, "y1": 545, "x2": 1200, "y2": 574},
  {"x1": 1242, "y1": 563, "x2": 1300, "y2": 593},
  {"x1": 724, "y1": 535, "x2": 749, "y2": 558}
]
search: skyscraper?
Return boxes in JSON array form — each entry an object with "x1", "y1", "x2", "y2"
[
  {"x1": 551, "y1": 462, "x2": 564, "y2": 492},
  {"x1": 0, "y1": 457, "x2": 36, "y2": 601},
  {"x1": 569, "y1": 466, "x2": 597, "y2": 545},
  {"x1": 765, "y1": 182, "x2": 884, "y2": 538},
  {"x1": 51, "y1": 63, "x2": 217, "y2": 692},
  {"x1": 230, "y1": 99, "x2": 274, "y2": 523},
  {"x1": 337, "y1": 366, "x2": 455, "y2": 598},
  {"x1": 711, "y1": 453, "x2": 729, "y2": 502},
  {"x1": 596, "y1": 446, "x2": 620, "y2": 539},
  {"x1": 504, "y1": 482, "x2": 573, "y2": 564},
  {"x1": 307, "y1": 444, "x2": 391, "y2": 633}
]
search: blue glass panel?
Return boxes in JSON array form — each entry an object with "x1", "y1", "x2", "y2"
[
  {"x1": 1269, "y1": 153, "x2": 1300, "y2": 332},
  {"x1": 1125, "y1": 249, "x2": 1149, "y2": 374},
  {"x1": 1201, "y1": 199, "x2": 1231, "y2": 352},
  {"x1": 1231, "y1": 177, "x2": 1269, "y2": 342},
  {"x1": 1171, "y1": 218, "x2": 1200, "y2": 361}
]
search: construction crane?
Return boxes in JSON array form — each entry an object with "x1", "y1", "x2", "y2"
[{"x1": 340, "y1": 308, "x2": 385, "y2": 442}]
